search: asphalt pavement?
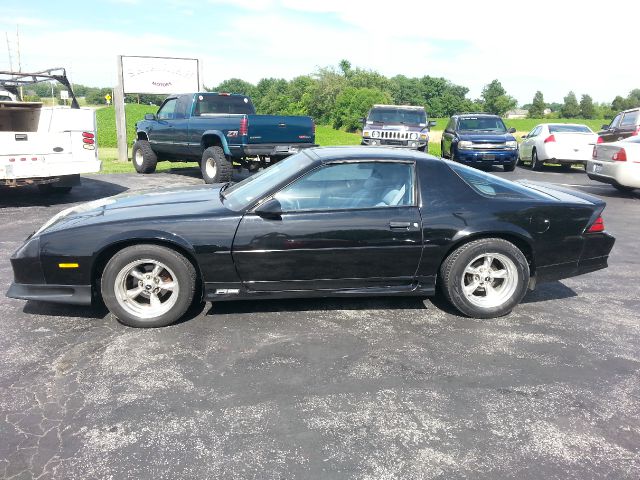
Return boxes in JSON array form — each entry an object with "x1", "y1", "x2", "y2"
[{"x1": 1, "y1": 164, "x2": 639, "y2": 479}]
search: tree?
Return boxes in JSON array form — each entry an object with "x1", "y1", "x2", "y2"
[
  {"x1": 560, "y1": 91, "x2": 580, "y2": 118},
  {"x1": 481, "y1": 79, "x2": 517, "y2": 115},
  {"x1": 579, "y1": 94, "x2": 595, "y2": 119},
  {"x1": 332, "y1": 87, "x2": 391, "y2": 131},
  {"x1": 528, "y1": 91, "x2": 546, "y2": 118},
  {"x1": 212, "y1": 78, "x2": 256, "y2": 97},
  {"x1": 611, "y1": 95, "x2": 626, "y2": 112},
  {"x1": 626, "y1": 89, "x2": 640, "y2": 109}
]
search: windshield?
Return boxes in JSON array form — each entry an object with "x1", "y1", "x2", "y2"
[
  {"x1": 548, "y1": 124, "x2": 592, "y2": 133},
  {"x1": 458, "y1": 117, "x2": 507, "y2": 133},
  {"x1": 195, "y1": 94, "x2": 256, "y2": 115},
  {"x1": 368, "y1": 108, "x2": 426, "y2": 125},
  {"x1": 224, "y1": 152, "x2": 316, "y2": 210}
]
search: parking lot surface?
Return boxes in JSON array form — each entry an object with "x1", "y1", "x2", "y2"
[{"x1": 1, "y1": 165, "x2": 639, "y2": 479}]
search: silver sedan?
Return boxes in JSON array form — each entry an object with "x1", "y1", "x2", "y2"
[{"x1": 588, "y1": 136, "x2": 640, "y2": 192}]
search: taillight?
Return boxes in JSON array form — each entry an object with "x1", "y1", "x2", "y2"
[
  {"x1": 612, "y1": 148, "x2": 627, "y2": 162},
  {"x1": 544, "y1": 134, "x2": 556, "y2": 143},
  {"x1": 587, "y1": 216, "x2": 605, "y2": 233},
  {"x1": 632, "y1": 126, "x2": 640, "y2": 136},
  {"x1": 239, "y1": 117, "x2": 248, "y2": 136},
  {"x1": 597, "y1": 136, "x2": 604, "y2": 144},
  {"x1": 82, "y1": 132, "x2": 95, "y2": 145}
]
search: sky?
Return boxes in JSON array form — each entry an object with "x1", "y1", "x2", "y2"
[{"x1": 1, "y1": 0, "x2": 638, "y2": 105}]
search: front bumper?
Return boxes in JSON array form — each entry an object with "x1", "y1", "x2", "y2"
[
  {"x1": 455, "y1": 149, "x2": 518, "y2": 165},
  {"x1": 7, "y1": 283, "x2": 92, "y2": 305},
  {"x1": 362, "y1": 138, "x2": 427, "y2": 149}
]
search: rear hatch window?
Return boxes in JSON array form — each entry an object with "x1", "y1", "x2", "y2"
[
  {"x1": 446, "y1": 161, "x2": 556, "y2": 200},
  {"x1": 548, "y1": 124, "x2": 592, "y2": 133},
  {"x1": 195, "y1": 94, "x2": 256, "y2": 115}
]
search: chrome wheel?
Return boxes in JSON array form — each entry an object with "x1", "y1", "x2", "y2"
[
  {"x1": 461, "y1": 253, "x2": 518, "y2": 309},
  {"x1": 113, "y1": 259, "x2": 180, "y2": 319},
  {"x1": 134, "y1": 149, "x2": 143, "y2": 166},
  {"x1": 205, "y1": 157, "x2": 217, "y2": 179}
]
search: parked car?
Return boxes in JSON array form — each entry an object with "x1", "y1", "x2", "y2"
[
  {"x1": 361, "y1": 104, "x2": 436, "y2": 151},
  {"x1": 8, "y1": 147, "x2": 614, "y2": 328},
  {"x1": 519, "y1": 123, "x2": 598, "y2": 171},
  {"x1": 133, "y1": 92, "x2": 316, "y2": 184},
  {"x1": 598, "y1": 108, "x2": 640, "y2": 143},
  {"x1": 588, "y1": 136, "x2": 640, "y2": 192},
  {"x1": 0, "y1": 69, "x2": 100, "y2": 193},
  {"x1": 441, "y1": 113, "x2": 518, "y2": 171}
]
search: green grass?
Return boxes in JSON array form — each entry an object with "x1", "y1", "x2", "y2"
[
  {"x1": 430, "y1": 117, "x2": 606, "y2": 133},
  {"x1": 96, "y1": 104, "x2": 157, "y2": 148},
  {"x1": 315, "y1": 125, "x2": 361, "y2": 146}
]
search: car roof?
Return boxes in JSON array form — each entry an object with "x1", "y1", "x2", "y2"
[
  {"x1": 302, "y1": 146, "x2": 437, "y2": 163},
  {"x1": 371, "y1": 104, "x2": 424, "y2": 110},
  {"x1": 454, "y1": 113, "x2": 500, "y2": 118}
]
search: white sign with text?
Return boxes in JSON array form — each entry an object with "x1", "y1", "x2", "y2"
[{"x1": 120, "y1": 56, "x2": 199, "y2": 94}]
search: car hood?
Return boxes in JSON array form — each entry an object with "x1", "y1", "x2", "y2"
[
  {"x1": 457, "y1": 132, "x2": 515, "y2": 142},
  {"x1": 35, "y1": 184, "x2": 226, "y2": 236}
]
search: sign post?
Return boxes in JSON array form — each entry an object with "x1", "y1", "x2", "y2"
[{"x1": 114, "y1": 55, "x2": 200, "y2": 162}]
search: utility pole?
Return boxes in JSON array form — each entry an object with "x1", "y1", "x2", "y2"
[
  {"x1": 5, "y1": 32, "x2": 14, "y2": 71},
  {"x1": 16, "y1": 26, "x2": 23, "y2": 99}
]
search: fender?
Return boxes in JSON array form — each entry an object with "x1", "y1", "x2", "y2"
[{"x1": 201, "y1": 130, "x2": 231, "y2": 156}]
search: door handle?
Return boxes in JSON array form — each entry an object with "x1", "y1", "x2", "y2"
[{"x1": 389, "y1": 221, "x2": 414, "y2": 229}]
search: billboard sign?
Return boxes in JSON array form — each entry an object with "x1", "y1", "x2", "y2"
[{"x1": 120, "y1": 56, "x2": 199, "y2": 94}]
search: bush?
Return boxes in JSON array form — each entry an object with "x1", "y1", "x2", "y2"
[{"x1": 332, "y1": 87, "x2": 391, "y2": 132}]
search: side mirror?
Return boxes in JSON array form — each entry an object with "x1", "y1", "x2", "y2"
[
  {"x1": 601, "y1": 124, "x2": 609, "y2": 130},
  {"x1": 254, "y1": 198, "x2": 282, "y2": 219},
  {"x1": 144, "y1": 113, "x2": 157, "y2": 121},
  {"x1": 428, "y1": 121, "x2": 437, "y2": 128},
  {"x1": 358, "y1": 117, "x2": 366, "y2": 124},
  {"x1": 508, "y1": 127, "x2": 516, "y2": 133},
  {"x1": 521, "y1": 135, "x2": 528, "y2": 140}
]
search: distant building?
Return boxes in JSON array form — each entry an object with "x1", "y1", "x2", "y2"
[
  {"x1": 505, "y1": 109, "x2": 528, "y2": 119},
  {"x1": 543, "y1": 108, "x2": 552, "y2": 115}
]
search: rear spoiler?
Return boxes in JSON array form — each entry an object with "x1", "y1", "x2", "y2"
[
  {"x1": 0, "y1": 68, "x2": 79, "y2": 109},
  {"x1": 517, "y1": 180, "x2": 605, "y2": 207}
]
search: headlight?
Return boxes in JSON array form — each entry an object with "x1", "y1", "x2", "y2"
[
  {"x1": 363, "y1": 131, "x2": 371, "y2": 138},
  {"x1": 371, "y1": 131, "x2": 380, "y2": 138},
  {"x1": 458, "y1": 141, "x2": 473, "y2": 149},
  {"x1": 419, "y1": 134, "x2": 428, "y2": 140},
  {"x1": 409, "y1": 133, "x2": 418, "y2": 140},
  {"x1": 506, "y1": 141, "x2": 517, "y2": 149}
]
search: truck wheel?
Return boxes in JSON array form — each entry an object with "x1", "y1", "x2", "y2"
[
  {"x1": 132, "y1": 140, "x2": 158, "y2": 174},
  {"x1": 201, "y1": 146, "x2": 232, "y2": 184}
]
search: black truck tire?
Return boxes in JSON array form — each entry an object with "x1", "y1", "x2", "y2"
[
  {"x1": 132, "y1": 140, "x2": 158, "y2": 174},
  {"x1": 201, "y1": 146, "x2": 232, "y2": 184}
]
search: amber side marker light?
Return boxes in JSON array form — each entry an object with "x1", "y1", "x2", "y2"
[{"x1": 58, "y1": 263, "x2": 79, "y2": 269}]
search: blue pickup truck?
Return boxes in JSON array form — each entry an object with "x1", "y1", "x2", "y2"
[{"x1": 133, "y1": 92, "x2": 316, "y2": 183}]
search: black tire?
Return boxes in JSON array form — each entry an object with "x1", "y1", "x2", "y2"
[
  {"x1": 132, "y1": 139, "x2": 158, "y2": 174},
  {"x1": 37, "y1": 184, "x2": 72, "y2": 194},
  {"x1": 441, "y1": 142, "x2": 447, "y2": 158},
  {"x1": 439, "y1": 238, "x2": 530, "y2": 319},
  {"x1": 201, "y1": 146, "x2": 232, "y2": 184},
  {"x1": 504, "y1": 162, "x2": 516, "y2": 172},
  {"x1": 531, "y1": 149, "x2": 542, "y2": 171},
  {"x1": 613, "y1": 184, "x2": 635, "y2": 193},
  {"x1": 450, "y1": 148, "x2": 456, "y2": 162},
  {"x1": 100, "y1": 244, "x2": 196, "y2": 328}
]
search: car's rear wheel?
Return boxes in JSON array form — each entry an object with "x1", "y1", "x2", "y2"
[
  {"x1": 201, "y1": 146, "x2": 232, "y2": 184},
  {"x1": 101, "y1": 244, "x2": 196, "y2": 328},
  {"x1": 440, "y1": 238, "x2": 530, "y2": 318},
  {"x1": 132, "y1": 139, "x2": 158, "y2": 174},
  {"x1": 531, "y1": 149, "x2": 542, "y2": 171},
  {"x1": 613, "y1": 184, "x2": 635, "y2": 193}
]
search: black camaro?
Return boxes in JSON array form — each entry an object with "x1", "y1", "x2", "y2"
[{"x1": 7, "y1": 147, "x2": 614, "y2": 328}]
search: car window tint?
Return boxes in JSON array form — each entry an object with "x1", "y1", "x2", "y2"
[
  {"x1": 274, "y1": 162, "x2": 415, "y2": 211},
  {"x1": 610, "y1": 114, "x2": 622, "y2": 128},
  {"x1": 620, "y1": 111, "x2": 639, "y2": 126},
  {"x1": 157, "y1": 99, "x2": 177, "y2": 120},
  {"x1": 195, "y1": 94, "x2": 256, "y2": 115},
  {"x1": 548, "y1": 124, "x2": 592, "y2": 133},
  {"x1": 447, "y1": 161, "x2": 554, "y2": 200},
  {"x1": 457, "y1": 117, "x2": 507, "y2": 133}
]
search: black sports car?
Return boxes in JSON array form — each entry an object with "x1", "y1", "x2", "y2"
[{"x1": 7, "y1": 147, "x2": 615, "y2": 328}]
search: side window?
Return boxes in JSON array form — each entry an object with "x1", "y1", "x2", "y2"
[
  {"x1": 610, "y1": 114, "x2": 622, "y2": 129},
  {"x1": 446, "y1": 118, "x2": 455, "y2": 132},
  {"x1": 274, "y1": 162, "x2": 415, "y2": 211},
  {"x1": 528, "y1": 126, "x2": 541, "y2": 137},
  {"x1": 174, "y1": 97, "x2": 189, "y2": 119},
  {"x1": 157, "y1": 99, "x2": 177, "y2": 120},
  {"x1": 620, "y1": 111, "x2": 639, "y2": 127}
]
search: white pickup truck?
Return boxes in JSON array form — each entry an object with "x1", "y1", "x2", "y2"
[{"x1": 0, "y1": 69, "x2": 101, "y2": 193}]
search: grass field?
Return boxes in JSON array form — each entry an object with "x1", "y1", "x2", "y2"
[{"x1": 95, "y1": 106, "x2": 604, "y2": 174}]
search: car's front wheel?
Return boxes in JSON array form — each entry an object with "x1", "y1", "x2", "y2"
[
  {"x1": 132, "y1": 139, "x2": 158, "y2": 174},
  {"x1": 440, "y1": 238, "x2": 530, "y2": 318},
  {"x1": 101, "y1": 244, "x2": 196, "y2": 328},
  {"x1": 504, "y1": 161, "x2": 516, "y2": 172}
]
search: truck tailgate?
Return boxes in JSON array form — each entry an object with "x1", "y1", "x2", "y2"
[
  {"x1": 0, "y1": 132, "x2": 72, "y2": 156},
  {"x1": 246, "y1": 115, "x2": 314, "y2": 145}
]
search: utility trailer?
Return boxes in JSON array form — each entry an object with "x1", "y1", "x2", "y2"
[{"x1": 0, "y1": 69, "x2": 101, "y2": 194}]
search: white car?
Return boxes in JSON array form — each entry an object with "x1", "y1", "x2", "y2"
[
  {"x1": 588, "y1": 136, "x2": 640, "y2": 192},
  {"x1": 519, "y1": 123, "x2": 598, "y2": 171}
]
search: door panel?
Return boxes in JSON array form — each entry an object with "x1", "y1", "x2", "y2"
[{"x1": 232, "y1": 207, "x2": 423, "y2": 291}]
